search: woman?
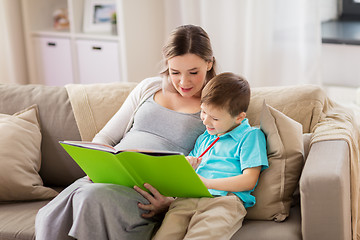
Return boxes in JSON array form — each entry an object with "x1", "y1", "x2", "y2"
[{"x1": 35, "y1": 24, "x2": 217, "y2": 240}]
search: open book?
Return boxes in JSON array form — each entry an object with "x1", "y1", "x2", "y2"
[{"x1": 60, "y1": 141, "x2": 212, "y2": 198}]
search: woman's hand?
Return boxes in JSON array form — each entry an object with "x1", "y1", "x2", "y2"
[
  {"x1": 134, "y1": 183, "x2": 174, "y2": 218},
  {"x1": 186, "y1": 156, "x2": 201, "y2": 170},
  {"x1": 86, "y1": 175, "x2": 93, "y2": 182}
]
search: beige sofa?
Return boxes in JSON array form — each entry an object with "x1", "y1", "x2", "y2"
[{"x1": 0, "y1": 82, "x2": 357, "y2": 240}]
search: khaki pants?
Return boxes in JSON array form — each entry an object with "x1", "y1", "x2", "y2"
[{"x1": 153, "y1": 194, "x2": 246, "y2": 240}]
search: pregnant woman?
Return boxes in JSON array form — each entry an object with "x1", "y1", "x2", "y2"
[{"x1": 35, "y1": 24, "x2": 217, "y2": 240}]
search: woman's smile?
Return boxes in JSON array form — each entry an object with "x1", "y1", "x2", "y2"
[{"x1": 180, "y1": 86, "x2": 193, "y2": 92}]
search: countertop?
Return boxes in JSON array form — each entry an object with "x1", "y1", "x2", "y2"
[{"x1": 322, "y1": 20, "x2": 360, "y2": 45}]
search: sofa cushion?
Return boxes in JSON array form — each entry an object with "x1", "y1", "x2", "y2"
[
  {"x1": 0, "y1": 84, "x2": 83, "y2": 187},
  {"x1": 0, "y1": 200, "x2": 50, "y2": 240},
  {"x1": 245, "y1": 102, "x2": 304, "y2": 221},
  {"x1": 0, "y1": 105, "x2": 58, "y2": 201},
  {"x1": 232, "y1": 205, "x2": 301, "y2": 240}
]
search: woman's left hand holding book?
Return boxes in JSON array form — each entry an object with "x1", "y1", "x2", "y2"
[{"x1": 134, "y1": 183, "x2": 175, "y2": 218}]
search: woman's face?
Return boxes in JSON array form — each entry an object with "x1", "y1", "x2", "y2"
[{"x1": 167, "y1": 53, "x2": 212, "y2": 98}]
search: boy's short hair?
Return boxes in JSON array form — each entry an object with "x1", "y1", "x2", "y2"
[{"x1": 201, "y1": 72, "x2": 250, "y2": 117}]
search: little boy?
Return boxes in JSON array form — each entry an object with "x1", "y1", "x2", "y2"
[{"x1": 152, "y1": 72, "x2": 268, "y2": 240}]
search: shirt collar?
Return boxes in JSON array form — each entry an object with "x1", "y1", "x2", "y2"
[
  {"x1": 226, "y1": 118, "x2": 250, "y2": 141},
  {"x1": 204, "y1": 118, "x2": 250, "y2": 141}
]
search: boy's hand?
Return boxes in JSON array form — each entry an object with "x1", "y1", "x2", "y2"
[
  {"x1": 186, "y1": 156, "x2": 202, "y2": 170},
  {"x1": 198, "y1": 174, "x2": 210, "y2": 189}
]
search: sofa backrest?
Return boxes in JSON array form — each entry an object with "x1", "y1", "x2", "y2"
[
  {"x1": 0, "y1": 84, "x2": 84, "y2": 187},
  {"x1": 0, "y1": 83, "x2": 325, "y2": 188},
  {"x1": 247, "y1": 84, "x2": 326, "y2": 133}
]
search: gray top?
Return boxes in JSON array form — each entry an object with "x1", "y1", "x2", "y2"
[{"x1": 115, "y1": 94, "x2": 205, "y2": 155}]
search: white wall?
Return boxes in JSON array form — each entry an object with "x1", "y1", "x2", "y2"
[
  {"x1": 0, "y1": 0, "x2": 28, "y2": 84},
  {"x1": 119, "y1": 0, "x2": 165, "y2": 82}
]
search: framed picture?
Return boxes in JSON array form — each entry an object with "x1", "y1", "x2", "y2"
[{"x1": 83, "y1": 0, "x2": 116, "y2": 33}]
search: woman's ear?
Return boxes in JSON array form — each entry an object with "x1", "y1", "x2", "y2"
[
  {"x1": 236, "y1": 112, "x2": 246, "y2": 124},
  {"x1": 207, "y1": 58, "x2": 214, "y2": 71}
]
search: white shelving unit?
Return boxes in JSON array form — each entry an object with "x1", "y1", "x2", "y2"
[
  {"x1": 21, "y1": 0, "x2": 124, "y2": 85},
  {"x1": 21, "y1": 0, "x2": 165, "y2": 85}
]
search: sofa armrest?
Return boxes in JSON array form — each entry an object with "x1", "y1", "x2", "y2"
[{"x1": 300, "y1": 140, "x2": 351, "y2": 240}]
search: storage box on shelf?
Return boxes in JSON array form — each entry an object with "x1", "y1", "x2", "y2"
[
  {"x1": 76, "y1": 39, "x2": 121, "y2": 84},
  {"x1": 33, "y1": 36, "x2": 74, "y2": 86}
]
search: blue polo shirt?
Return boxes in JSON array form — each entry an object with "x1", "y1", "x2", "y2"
[{"x1": 189, "y1": 118, "x2": 268, "y2": 208}]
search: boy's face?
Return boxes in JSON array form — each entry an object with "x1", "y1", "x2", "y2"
[{"x1": 200, "y1": 103, "x2": 245, "y2": 136}]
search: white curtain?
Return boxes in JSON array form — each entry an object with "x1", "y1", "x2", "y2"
[
  {"x1": 0, "y1": 0, "x2": 28, "y2": 84},
  {"x1": 164, "y1": 0, "x2": 322, "y2": 87}
]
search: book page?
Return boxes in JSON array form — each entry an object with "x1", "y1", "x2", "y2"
[
  {"x1": 61, "y1": 141, "x2": 183, "y2": 155},
  {"x1": 61, "y1": 141, "x2": 117, "y2": 153}
]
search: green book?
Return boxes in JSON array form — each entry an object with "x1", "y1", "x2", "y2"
[{"x1": 60, "y1": 141, "x2": 212, "y2": 198}]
